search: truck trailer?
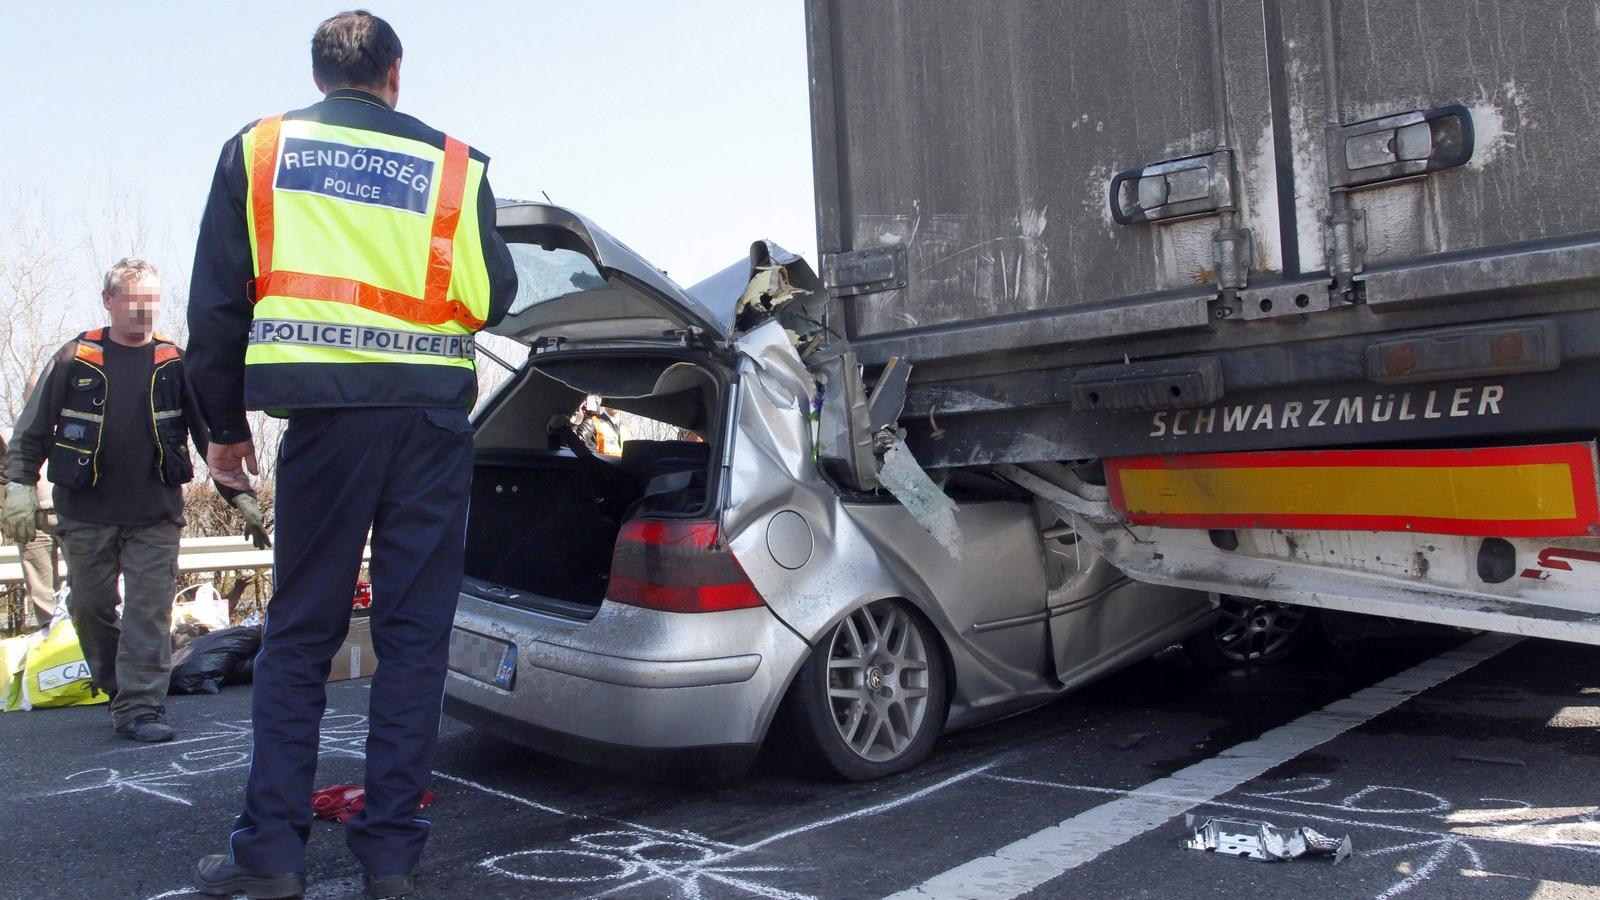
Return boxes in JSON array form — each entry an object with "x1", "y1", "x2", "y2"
[{"x1": 802, "y1": 0, "x2": 1600, "y2": 644}]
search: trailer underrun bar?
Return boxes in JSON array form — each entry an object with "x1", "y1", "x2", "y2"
[{"x1": 1106, "y1": 443, "x2": 1600, "y2": 538}]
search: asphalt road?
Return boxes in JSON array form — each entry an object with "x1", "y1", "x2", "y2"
[{"x1": 2, "y1": 630, "x2": 1596, "y2": 900}]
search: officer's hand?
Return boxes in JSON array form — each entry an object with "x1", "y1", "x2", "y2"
[
  {"x1": 231, "y1": 493, "x2": 272, "y2": 550},
  {"x1": 2, "y1": 484, "x2": 39, "y2": 545},
  {"x1": 207, "y1": 440, "x2": 258, "y2": 492}
]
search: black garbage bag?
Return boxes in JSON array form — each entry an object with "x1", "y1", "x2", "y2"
[{"x1": 170, "y1": 625, "x2": 262, "y2": 695}]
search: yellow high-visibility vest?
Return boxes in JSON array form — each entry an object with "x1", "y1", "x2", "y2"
[{"x1": 241, "y1": 114, "x2": 494, "y2": 382}]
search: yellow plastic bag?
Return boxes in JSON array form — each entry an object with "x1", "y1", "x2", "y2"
[
  {"x1": 0, "y1": 631, "x2": 43, "y2": 712},
  {"x1": 13, "y1": 618, "x2": 106, "y2": 710}
]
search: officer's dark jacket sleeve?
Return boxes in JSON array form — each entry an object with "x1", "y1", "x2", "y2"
[
  {"x1": 4, "y1": 347, "x2": 70, "y2": 486},
  {"x1": 478, "y1": 169, "x2": 517, "y2": 328},
  {"x1": 187, "y1": 129, "x2": 255, "y2": 446},
  {"x1": 176, "y1": 350, "x2": 247, "y2": 504}
]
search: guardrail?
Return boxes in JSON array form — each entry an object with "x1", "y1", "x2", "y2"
[{"x1": 0, "y1": 535, "x2": 369, "y2": 585}]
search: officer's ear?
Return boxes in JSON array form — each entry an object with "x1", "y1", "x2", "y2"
[{"x1": 385, "y1": 58, "x2": 401, "y2": 104}]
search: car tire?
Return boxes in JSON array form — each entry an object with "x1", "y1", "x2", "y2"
[
  {"x1": 1183, "y1": 594, "x2": 1317, "y2": 668},
  {"x1": 783, "y1": 598, "x2": 949, "y2": 781}
]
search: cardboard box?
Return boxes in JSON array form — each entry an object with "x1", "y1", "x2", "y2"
[{"x1": 328, "y1": 616, "x2": 379, "y2": 682}]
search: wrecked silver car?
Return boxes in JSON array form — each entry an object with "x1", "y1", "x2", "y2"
[{"x1": 443, "y1": 202, "x2": 1215, "y2": 780}]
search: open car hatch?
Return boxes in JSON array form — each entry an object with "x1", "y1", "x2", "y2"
[{"x1": 493, "y1": 201, "x2": 729, "y2": 348}]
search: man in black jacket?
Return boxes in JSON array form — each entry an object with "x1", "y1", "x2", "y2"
[{"x1": 2, "y1": 258, "x2": 268, "y2": 740}]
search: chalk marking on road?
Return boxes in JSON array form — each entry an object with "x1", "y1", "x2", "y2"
[
  {"x1": 1363, "y1": 838, "x2": 1459, "y2": 857},
  {"x1": 429, "y1": 771, "x2": 567, "y2": 816},
  {"x1": 989, "y1": 775, "x2": 1598, "y2": 899},
  {"x1": 482, "y1": 830, "x2": 809, "y2": 900},
  {"x1": 885, "y1": 633, "x2": 1519, "y2": 899},
  {"x1": 739, "y1": 760, "x2": 1003, "y2": 856},
  {"x1": 987, "y1": 774, "x2": 1600, "y2": 856},
  {"x1": 52, "y1": 714, "x2": 367, "y2": 807},
  {"x1": 582, "y1": 760, "x2": 1004, "y2": 899},
  {"x1": 1374, "y1": 837, "x2": 1483, "y2": 900},
  {"x1": 433, "y1": 770, "x2": 741, "y2": 850}
]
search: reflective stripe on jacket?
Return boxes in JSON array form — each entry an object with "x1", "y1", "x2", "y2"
[
  {"x1": 240, "y1": 113, "x2": 494, "y2": 389},
  {"x1": 46, "y1": 329, "x2": 195, "y2": 490}
]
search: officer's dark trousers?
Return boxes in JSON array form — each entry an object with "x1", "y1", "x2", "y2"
[{"x1": 230, "y1": 407, "x2": 472, "y2": 877}]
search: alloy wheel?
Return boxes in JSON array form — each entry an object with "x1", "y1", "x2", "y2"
[
  {"x1": 825, "y1": 601, "x2": 932, "y2": 762},
  {"x1": 1213, "y1": 596, "x2": 1307, "y2": 662}
]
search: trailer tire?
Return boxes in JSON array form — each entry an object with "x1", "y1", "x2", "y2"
[{"x1": 784, "y1": 598, "x2": 949, "y2": 781}]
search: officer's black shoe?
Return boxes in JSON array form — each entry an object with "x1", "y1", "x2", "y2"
[
  {"x1": 115, "y1": 711, "x2": 175, "y2": 743},
  {"x1": 364, "y1": 871, "x2": 415, "y2": 899},
  {"x1": 193, "y1": 854, "x2": 305, "y2": 898}
]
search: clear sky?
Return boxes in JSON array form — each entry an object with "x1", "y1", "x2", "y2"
[{"x1": 0, "y1": 0, "x2": 817, "y2": 305}]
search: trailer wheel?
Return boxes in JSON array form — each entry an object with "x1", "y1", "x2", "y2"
[
  {"x1": 1184, "y1": 595, "x2": 1316, "y2": 667},
  {"x1": 785, "y1": 599, "x2": 949, "y2": 781}
]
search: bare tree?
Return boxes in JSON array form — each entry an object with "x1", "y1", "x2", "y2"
[{"x1": 0, "y1": 184, "x2": 83, "y2": 430}]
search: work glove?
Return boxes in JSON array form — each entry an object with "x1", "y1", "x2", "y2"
[
  {"x1": 2, "y1": 484, "x2": 39, "y2": 545},
  {"x1": 231, "y1": 492, "x2": 272, "y2": 550}
]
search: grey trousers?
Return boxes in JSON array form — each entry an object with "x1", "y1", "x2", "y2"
[
  {"x1": 56, "y1": 516, "x2": 181, "y2": 726},
  {"x1": 17, "y1": 510, "x2": 61, "y2": 631}
]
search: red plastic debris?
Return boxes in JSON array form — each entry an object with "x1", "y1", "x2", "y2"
[
  {"x1": 311, "y1": 784, "x2": 364, "y2": 819},
  {"x1": 311, "y1": 785, "x2": 437, "y2": 824}
]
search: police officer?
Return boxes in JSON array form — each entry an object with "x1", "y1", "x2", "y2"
[
  {"x1": 186, "y1": 11, "x2": 515, "y2": 899},
  {"x1": 1, "y1": 258, "x2": 268, "y2": 740}
]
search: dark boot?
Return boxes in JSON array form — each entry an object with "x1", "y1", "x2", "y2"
[
  {"x1": 364, "y1": 871, "x2": 415, "y2": 899},
  {"x1": 114, "y1": 709, "x2": 175, "y2": 743},
  {"x1": 193, "y1": 854, "x2": 305, "y2": 898}
]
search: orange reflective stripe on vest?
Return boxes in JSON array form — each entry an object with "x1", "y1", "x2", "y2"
[
  {"x1": 426, "y1": 136, "x2": 469, "y2": 304},
  {"x1": 247, "y1": 116, "x2": 482, "y2": 330},
  {"x1": 75, "y1": 342, "x2": 104, "y2": 365},
  {"x1": 250, "y1": 115, "x2": 284, "y2": 275},
  {"x1": 255, "y1": 270, "x2": 483, "y2": 329}
]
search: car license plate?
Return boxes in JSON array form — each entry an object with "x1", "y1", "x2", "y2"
[{"x1": 448, "y1": 628, "x2": 517, "y2": 690}]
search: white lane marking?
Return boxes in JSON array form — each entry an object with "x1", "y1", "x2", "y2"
[{"x1": 886, "y1": 633, "x2": 1518, "y2": 899}]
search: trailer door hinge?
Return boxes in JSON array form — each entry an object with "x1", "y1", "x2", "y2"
[{"x1": 1213, "y1": 222, "x2": 1252, "y2": 295}]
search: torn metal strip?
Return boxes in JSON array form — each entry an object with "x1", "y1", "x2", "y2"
[{"x1": 1184, "y1": 814, "x2": 1353, "y2": 864}]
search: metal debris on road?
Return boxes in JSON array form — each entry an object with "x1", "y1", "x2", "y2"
[{"x1": 1184, "y1": 814, "x2": 1353, "y2": 864}]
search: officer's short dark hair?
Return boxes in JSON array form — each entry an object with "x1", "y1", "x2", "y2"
[{"x1": 311, "y1": 10, "x2": 402, "y2": 90}]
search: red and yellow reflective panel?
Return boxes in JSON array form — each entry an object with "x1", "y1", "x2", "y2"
[{"x1": 1106, "y1": 442, "x2": 1600, "y2": 537}]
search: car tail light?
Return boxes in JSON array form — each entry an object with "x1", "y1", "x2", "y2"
[{"x1": 608, "y1": 519, "x2": 765, "y2": 613}]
